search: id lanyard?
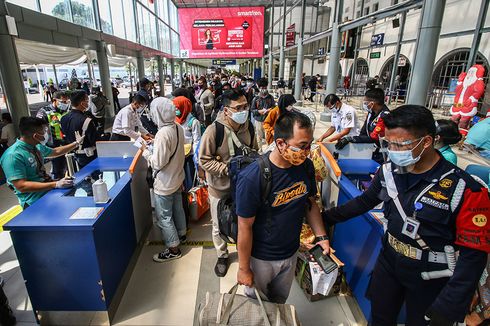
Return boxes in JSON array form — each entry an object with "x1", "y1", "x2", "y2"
[{"x1": 382, "y1": 164, "x2": 455, "y2": 250}]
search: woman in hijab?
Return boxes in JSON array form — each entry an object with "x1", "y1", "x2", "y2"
[
  {"x1": 263, "y1": 94, "x2": 297, "y2": 144},
  {"x1": 174, "y1": 95, "x2": 202, "y2": 191}
]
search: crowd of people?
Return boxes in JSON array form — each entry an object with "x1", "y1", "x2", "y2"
[{"x1": 0, "y1": 70, "x2": 489, "y2": 326}]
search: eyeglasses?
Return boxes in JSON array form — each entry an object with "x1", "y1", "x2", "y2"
[
  {"x1": 380, "y1": 137, "x2": 425, "y2": 150},
  {"x1": 227, "y1": 104, "x2": 249, "y2": 112},
  {"x1": 287, "y1": 142, "x2": 312, "y2": 152}
]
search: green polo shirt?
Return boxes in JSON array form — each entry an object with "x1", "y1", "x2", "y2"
[{"x1": 0, "y1": 139, "x2": 53, "y2": 207}]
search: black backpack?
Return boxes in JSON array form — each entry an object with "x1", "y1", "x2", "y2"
[{"x1": 218, "y1": 154, "x2": 273, "y2": 244}]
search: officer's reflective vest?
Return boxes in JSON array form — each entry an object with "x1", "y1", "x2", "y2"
[{"x1": 47, "y1": 111, "x2": 67, "y2": 140}]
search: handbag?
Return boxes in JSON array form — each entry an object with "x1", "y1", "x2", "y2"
[
  {"x1": 188, "y1": 173, "x2": 210, "y2": 221},
  {"x1": 197, "y1": 283, "x2": 301, "y2": 326}
]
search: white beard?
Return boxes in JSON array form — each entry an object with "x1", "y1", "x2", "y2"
[
  {"x1": 463, "y1": 74, "x2": 477, "y2": 88},
  {"x1": 458, "y1": 73, "x2": 478, "y2": 104}
]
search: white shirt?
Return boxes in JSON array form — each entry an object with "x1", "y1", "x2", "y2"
[
  {"x1": 112, "y1": 104, "x2": 149, "y2": 139},
  {"x1": 331, "y1": 103, "x2": 359, "y2": 137},
  {"x1": 1, "y1": 123, "x2": 15, "y2": 146}
]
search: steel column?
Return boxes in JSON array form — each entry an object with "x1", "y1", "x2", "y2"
[
  {"x1": 136, "y1": 51, "x2": 145, "y2": 80},
  {"x1": 294, "y1": 0, "x2": 307, "y2": 100},
  {"x1": 278, "y1": 0, "x2": 287, "y2": 80},
  {"x1": 406, "y1": 0, "x2": 446, "y2": 106},
  {"x1": 466, "y1": 0, "x2": 489, "y2": 70},
  {"x1": 0, "y1": 0, "x2": 29, "y2": 135},
  {"x1": 326, "y1": 0, "x2": 343, "y2": 94},
  {"x1": 156, "y1": 55, "x2": 165, "y2": 96},
  {"x1": 388, "y1": 11, "x2": 406, "y2": 103},
  {"x1": 96, "y1": 41, "x2": 115, "y2": 117},
  {"x1": 268, "y1": 1, "x2": 275, "y2": 86}
]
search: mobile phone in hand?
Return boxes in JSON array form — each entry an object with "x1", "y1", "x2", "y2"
[{"x1": 309, "y1": 244, "x2": 337, "y2": 274}]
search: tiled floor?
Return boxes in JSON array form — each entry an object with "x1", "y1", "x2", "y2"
[{"x1": 0, "y1": 101, "x2": 487, "y2": 325}]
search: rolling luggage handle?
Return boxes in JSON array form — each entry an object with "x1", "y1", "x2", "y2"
[{"x1": 219, "y1": 283, "x2": 272, "y2": 326}]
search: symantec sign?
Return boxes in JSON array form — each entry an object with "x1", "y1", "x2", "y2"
[{"x1": 178, "y1": 7, "x2": 265, "y2": 59}]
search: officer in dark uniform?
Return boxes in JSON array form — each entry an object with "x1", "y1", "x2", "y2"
[
  {"x1": 324, "y1": 105, "x2": 490, "y2": 325},
  {"x1": 335, "y1": 88, "x2": 390, "y2": 163},
  {"x1": 36, "y1": 90, "x2": 71, "y2": 179},
  {"x1": 60, "y1": 90, "x2": 98, "y2": 169}
]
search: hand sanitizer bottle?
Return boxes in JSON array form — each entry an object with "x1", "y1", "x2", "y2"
[{"x1": 92, "y1": 174, "x2": 109, "y2": 204}]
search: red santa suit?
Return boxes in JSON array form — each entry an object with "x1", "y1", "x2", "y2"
[{"x1": 450, "y1": 64, "x2": 486, "y2": 129}]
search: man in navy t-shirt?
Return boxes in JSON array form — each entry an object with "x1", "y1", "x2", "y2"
[{"x1": 236, "y1": 111, "x2": 330, "y2": 304}]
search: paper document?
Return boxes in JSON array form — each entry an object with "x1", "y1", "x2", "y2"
[
  {"x1": 309, "y1": 261, "x2": 338, "y2": 296},
  {"x1": 133, "y1": 136, "x2": 145, "y2": 149},
  {"x1": 69, "y1": 207, "x2": 104, "y2": 220}
]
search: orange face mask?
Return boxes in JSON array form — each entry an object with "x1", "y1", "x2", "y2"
[{"x1": 279, "y1": 143, "x2": 310, "y2": 166}]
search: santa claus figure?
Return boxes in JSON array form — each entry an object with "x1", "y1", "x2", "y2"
[{"x1": 450, "y1": 64, "x2": 486, "y2": 129}]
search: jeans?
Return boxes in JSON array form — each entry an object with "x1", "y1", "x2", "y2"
[
  {"x1": 209, "y1": 194, "x2": 228, "y2": 258},
  {"x1": 154, "y1": 190, "x2": 187, "y2": 248},
  {"x1": 244, "y1": 253, "x2": 297, "y2": 304}
]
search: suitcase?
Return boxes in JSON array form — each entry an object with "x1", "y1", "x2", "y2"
[
  {"x1": 188, "y1": 184, "x2": 209, "y2": 221},
  {"x1": 196, "y1": 284, "x2": 301, "y2": 326}
]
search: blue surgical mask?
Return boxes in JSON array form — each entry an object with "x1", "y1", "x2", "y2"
[
  {"x1": 387, "y1": 138, "x2": 426, "y2": 168},
  {"x1": 58, "y1": 102, "x2": 70, "y2": 112},
  {"x1": 230, "y1": 110, "x2": 248, "y2": 124},
  {"x1": 176, "y1": 109, "x2": 182, "y2": 117}
]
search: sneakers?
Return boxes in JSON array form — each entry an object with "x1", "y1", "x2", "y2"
[
  {"x1": 153, "y1": 248, "x2": 182, "y2": 263},
  {"x1": 214, "y1": 257, "x2": 229, "y2": 277}
]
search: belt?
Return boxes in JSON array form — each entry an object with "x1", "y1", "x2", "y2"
[{"x1": 387, "y1": 233, "x2": 447, "y2": 264}]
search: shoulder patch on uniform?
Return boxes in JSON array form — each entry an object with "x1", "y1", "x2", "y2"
[
  {"x1": 472, "y1": 214, "x2": 487, "y2": 227},
  {"x1": 439, "y1": 178, "x2": 453, "y2": 188},
  {"x1": 345, "y1": 112, "x2": 353, "y2": 122}
]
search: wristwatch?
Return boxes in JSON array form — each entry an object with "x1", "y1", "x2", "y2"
[{"x1": 315, "y1": 235, "x2": 329, "y2": 243}]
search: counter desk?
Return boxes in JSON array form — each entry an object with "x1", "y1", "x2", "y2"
[
  {"x1": 4, "y1": 152, "x2": 151, "y2": 324},
  {"x1": 319, "y1": 144, "x2": 405, "y2": 323}
]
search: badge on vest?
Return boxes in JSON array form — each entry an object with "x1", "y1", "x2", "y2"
[{"x1": 402, "y1": 217, "x2": 420, "y2": 239}]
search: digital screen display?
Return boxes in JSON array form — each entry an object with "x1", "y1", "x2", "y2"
[{"x1": 178, "y1": 7, "x2": 265, "y2": 59}]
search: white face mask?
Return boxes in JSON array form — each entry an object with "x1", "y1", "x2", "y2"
[
  {"x1": 229, "y1": 110, "x2": 248, "y2": 124},
  {"x1": 36, "y1": 129, "x2": 49, "y2": 146},
  {"x1": 362, "y1": 102, "x2": 372, "y2": 113}
]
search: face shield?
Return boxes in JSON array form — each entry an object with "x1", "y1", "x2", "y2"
[{"x1": 380, "y1": 136, "x2": 427, "y2": 174}]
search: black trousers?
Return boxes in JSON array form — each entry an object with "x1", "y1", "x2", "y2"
[
  {"x1": 367, "y1": 244, "x2": 449, "y2": 326},
  {"x1": 308, "y1": 88, "x2": 316, "y2": 102},
  {"x1": 50, "y1": 139, "x2": 67, "y2": 179},
  {"x1": 110, "y1": 133, "x2": 131, "y2": 141}
]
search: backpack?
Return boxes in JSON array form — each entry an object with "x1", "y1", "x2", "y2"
[
  {"x1": 188, "y1": 115, "x2": 206, "y2": 135},
  {"x1": 218, "y1": 154, "x2": 272, "y2": 244}
]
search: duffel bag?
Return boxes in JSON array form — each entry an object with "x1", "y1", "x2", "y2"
[{"x1": 196, "y1": 283, "x2": 301, "y2": 326}]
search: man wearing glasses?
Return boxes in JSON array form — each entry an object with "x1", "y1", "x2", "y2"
[
  {"x1": 199, "y1": 88, "x2": 258, "y2": 277},
  {"x1": 317, "y1": 93, "x2": 359, "y2": 143},
  {"x1": 323, "y1": 105, "x2": 490, "y2": 325},
  {"x1": 236, "y1": 111, "x2": 330, "y2": 303}
]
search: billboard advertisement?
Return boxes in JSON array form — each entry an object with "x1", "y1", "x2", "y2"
[{"x1": 178, "y1": 7, "x2": 265, "y2": 59}]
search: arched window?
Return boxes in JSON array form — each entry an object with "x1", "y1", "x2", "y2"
[
  {"x1": 348, "y1": 58, "x2": 369, "y2": 95},
  {"x1": 432, "y1": 49, "x2": 489, "y2": 91},
  {"x1": 378, "y1": 55, "x2": 411, "y2": 92}
]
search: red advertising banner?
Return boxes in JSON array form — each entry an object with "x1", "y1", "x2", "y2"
[
  {"x1": 286, "y1": 23, "x2": 296, "y2": 47},
  {"x1": 178, "y1": 7, "x2": 265, "y2": 59}
]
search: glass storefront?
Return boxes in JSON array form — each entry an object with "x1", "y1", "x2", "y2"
[{"x1": 8, "y1": 0, "x2": 178, "y2": 57}]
